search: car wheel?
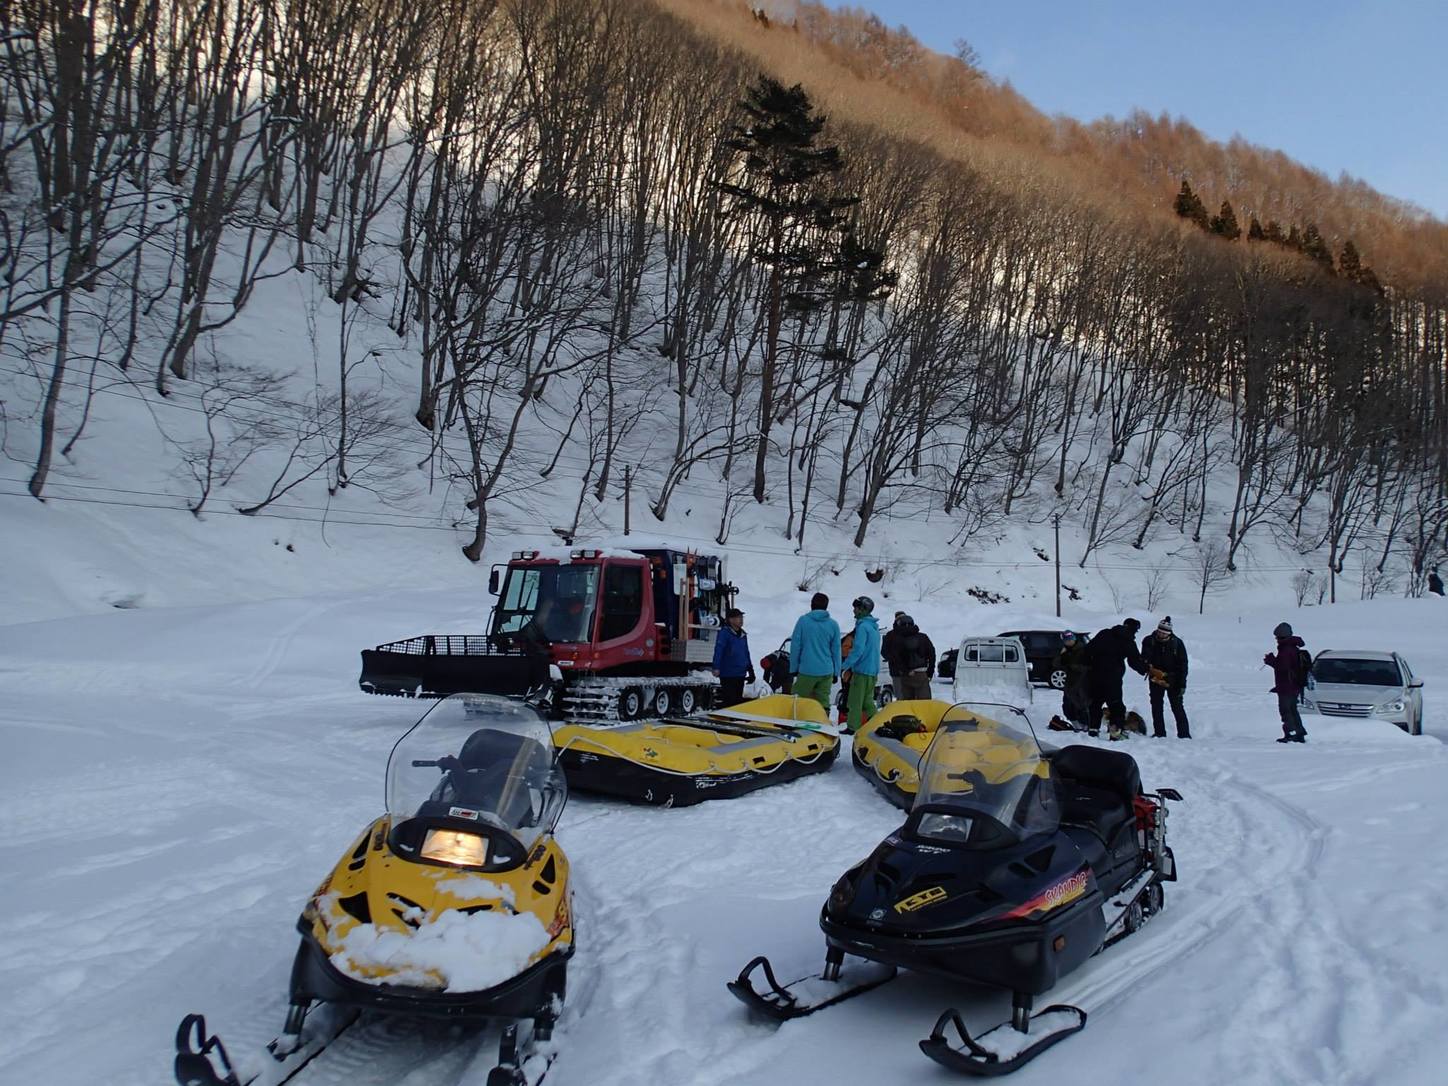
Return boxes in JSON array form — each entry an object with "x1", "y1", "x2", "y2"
[
  {"x1": 618, "y1": 687, "x2": 643, "y2": 721},
  {"x1": 678, "y1": 686, "x2": 697, "y2": 716},
  {"x1": 1410, "y1": 707, "x2": 1422, "y2": 736},
  {"x1": 1049, "y1": 668, "x2": 1068, "y2": 690},
  {"x1": 653, "y1": 687, "x2": 674, "y2": 718}
]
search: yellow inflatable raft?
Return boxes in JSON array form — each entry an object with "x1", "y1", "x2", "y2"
[
  {"x1": 553, "y1": 694, "x2": 838, "y2": 806},
  {"x1": 851, "y1": 699, "x2": 1044, "y2": 810}
]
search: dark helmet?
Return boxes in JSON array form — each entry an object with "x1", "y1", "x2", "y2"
[
  {"x1": 852, "y1": 595, "x2": 875, "y2": 613},
  {"x1": 1274, "y1": 622, "x2": 1294, "y2": 638}
]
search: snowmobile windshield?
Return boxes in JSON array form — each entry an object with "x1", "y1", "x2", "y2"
[
  {"x1": 386, "y1": 693, "x2": 566, "y2": 849},
  {"x1": 909, "y1": 703, "x2": 1058, "y2": 847},
  {"x1": 491, "y1": 563, "x2": 599, "y2": 645}
]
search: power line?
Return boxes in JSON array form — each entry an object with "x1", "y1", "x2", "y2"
[{"x1": 0, "y1": 480, "x2": 1321, "y2": 574}]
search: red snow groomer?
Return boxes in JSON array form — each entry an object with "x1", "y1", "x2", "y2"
[{"x1": 359, "y1": 546, "x2": 735, "y2": 721}]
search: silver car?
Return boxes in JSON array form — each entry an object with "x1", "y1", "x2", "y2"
[{"x1": 1302, "y1": 650, "x2": 1425, "y2": 735}]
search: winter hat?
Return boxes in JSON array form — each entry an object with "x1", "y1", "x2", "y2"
[
  {"x1": 1156, "y1": 617, "x2": 1173, "y2": 633},
  {"x1": 1123, "y1": 617, "x2": 1141, "y2": 633},
  {"x1": 1273, "y1": 621, "x2": 1293, "y2": 638},
  {"x1": 1062, "y1": 631, "x2": 1077, "y2": 642}
]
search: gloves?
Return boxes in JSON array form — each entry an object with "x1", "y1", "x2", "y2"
[{"x1": 746, "y1": 668, "x2": 756, "y2": 684}]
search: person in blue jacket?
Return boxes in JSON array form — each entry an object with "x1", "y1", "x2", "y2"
[
  {"x1": 789, "y1": 592, "x2": 842, "y2": 713},
  {"x1": 711, "y1": 607, "x2": 755, "y2": 707},
  {"x1": 841, "y1": 595, "x2": 881, "y2": 733}
]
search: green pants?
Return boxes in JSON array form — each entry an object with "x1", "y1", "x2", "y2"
[
  {"x1": 846, "y1": 674, "x2": 878, "y2": 733},
  {"x1": 794, "y1": 674, "x2": 834, "y2": 714}
]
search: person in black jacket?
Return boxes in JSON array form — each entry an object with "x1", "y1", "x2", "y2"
[
  {"x1": 885, "y1": 614, "x2": 936, "y2": 700},
  {"x1": 1084, "y1": 618, "x2": 1148, "y2": 738},
  {"x1": 1141, "y1": 616, "x2": 1191, "y2": 738},
  {"x1": 1053, "y1": 631, "x2": 1091, "y2": 730}
]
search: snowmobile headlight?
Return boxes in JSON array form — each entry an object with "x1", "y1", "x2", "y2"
[
  {"x1": 421, "y1": 829, "x2": 489, "y2": 867},
  {"x1": 1374, "y1": 699, "x2": 1405, "y2": 715},
  {"x1": 828, "y1": 875, "x2": 855, "y2": 913}
]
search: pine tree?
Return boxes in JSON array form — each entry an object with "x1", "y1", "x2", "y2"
[
  {"x1": 1172, "y1": 180, "x2": 1210, "y2": 230},
  {"x1": 1173, "y1": 180, "x2": 1198, "y2": 220},
  {"x1": 1301, "y1": 223, "x2": 1334, "y2": 271},
  {"x1": 717, "y1": 76, "x2": 862, "y2": 503},
  {"x1": 1286, "y1": 224, "x2": 1303, "y2": 251},
  {"x1": 1210, "y1": 200, "x2": 1241, "y2": 241},
  {"x1": 1338, "y1": 239, "x2": 1362, "y2": 280},
  {"x1": 1338, "y1": 240, "x2": 1384, "y2": 294},
  {"x1": 1247, "y1": 215, "x2": 1266, "y2": 241},
  {"x1": 1263, "y1": 219, "x2": 1286, "y2": 244}
]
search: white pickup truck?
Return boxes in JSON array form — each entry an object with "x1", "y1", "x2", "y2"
[{"x1": 950, "y1": 635, "x2": 1034, "y2": 709}]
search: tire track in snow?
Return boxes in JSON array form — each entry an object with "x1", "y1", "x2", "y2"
[
  {"x1": 1203, "y1": 753, "x2": 1448, "y2": 1086},
  {"x1": 237, "y1": 597, "x2": 354, "y2": 692}
]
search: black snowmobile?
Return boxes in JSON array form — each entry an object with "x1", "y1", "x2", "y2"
[{"x1": 729, "y1": 702, "x2": 1181, "y2": 1077}]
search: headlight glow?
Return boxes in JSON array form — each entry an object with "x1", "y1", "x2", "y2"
[{"x1": 421, "y1": 829, "x2": 489, "y2": 867}]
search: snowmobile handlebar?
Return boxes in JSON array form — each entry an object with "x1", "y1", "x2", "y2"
[{"x1": 410, "y1": 756, "x2": 462, "y2": 770}]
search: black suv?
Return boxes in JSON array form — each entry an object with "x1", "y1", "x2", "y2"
[{"x1": 997, "y1": 629, "x2": 1090, "y2": 688}]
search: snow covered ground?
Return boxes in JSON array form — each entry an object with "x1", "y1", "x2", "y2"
[{"x1": 2, "y1": 582, "x2": 1446, "y2": 1086}]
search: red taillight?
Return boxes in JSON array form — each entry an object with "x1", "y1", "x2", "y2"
[{"x1": 1133, "y1": 795, "x2": 1158, "y2": 830}]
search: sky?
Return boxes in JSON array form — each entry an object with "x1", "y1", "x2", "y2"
[{"x1": 817, "y1": 1, "x2": 1448, "y2": 221}]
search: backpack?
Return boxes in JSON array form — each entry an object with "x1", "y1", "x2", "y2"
[{"x1": 1295, "y1": 648, "x2": 1313, "y2": 684}]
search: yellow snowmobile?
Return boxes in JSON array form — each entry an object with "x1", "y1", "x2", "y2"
[
  {"x1": 175, "y1": 693, "x2": 573, "y2": 1086},
  {"x1": 553, "y1": 693, "x2": 837, "y2": 806}
]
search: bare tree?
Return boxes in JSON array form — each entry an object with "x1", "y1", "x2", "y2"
[{"x1": 1193, "y1": 539, "x2": 1232, "y2": 614}]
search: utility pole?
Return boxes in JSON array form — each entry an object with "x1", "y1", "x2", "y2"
[
  {"x1": 1053, "y1": 514, "x2": 1062, "y2": 618},
  {"x1": 623, "y1": 465, "x2": 632, "y2": 536}
]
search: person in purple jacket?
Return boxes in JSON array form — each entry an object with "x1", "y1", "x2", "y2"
[{"x1": 1264, "y1": 621, "x2": 1310, "y2": 743}]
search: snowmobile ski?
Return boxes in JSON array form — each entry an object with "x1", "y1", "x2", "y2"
[
  {"x1": 727, "y1": 952, "x2": 896, "y2": 1021},
  {"x1": 485, "y1": 1021, "x2": 561, "y2": 1086},
  {"x1": 919, "y1": 1003, "x2": 1087, "y2": 1078},
  {"x1": 173, "y1": 1007, "x2": 359, "y2": 1086}
]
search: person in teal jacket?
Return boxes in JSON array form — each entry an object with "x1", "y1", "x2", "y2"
[
  {"x1": 841, "y1": 595, "x2": 881, "y2": 733},
  {"x1": 789, "y1": 592, "x2": 842, "y2": 713}
]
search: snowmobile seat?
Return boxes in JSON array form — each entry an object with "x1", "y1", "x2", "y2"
[
  {"x1": 1051, "y1": 745, "x2": 1140, "y2": 851},
  {"x1": 443, "y1": 729, "x2": 546, "y2": 826},
  {"x1": 1051, "y1": 745, "x2": 1140, "y2": 805}
]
